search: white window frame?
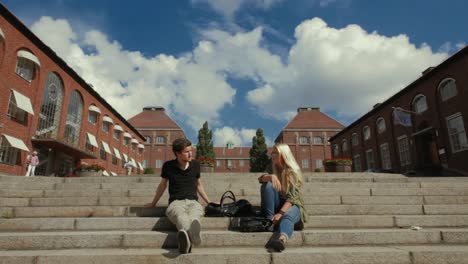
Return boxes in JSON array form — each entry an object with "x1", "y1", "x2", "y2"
[
  {"x1": 446, "y1": 113, "x2": 468, "y2": 153},
  {"x1": 239, "y1": 160, "x2": 245, "y2": 167},
  {"x1": 227, "y1": 159, "x2": 234, "y2": 168},
  {"x1": 397, "y1": 135, "x2": 411, "y2": 166},
  {"x1": 313, "y1": 136, "x2": 324, "y2": 145},
  {"x1": 156, "y1": 136, "x2": 165, "y2": 144},
  {"x1": 342, "y1": 139, "x2": 347, "y2": 152},
  {"x1": 155, "y1": 159, "x2": 163, "y2": 169},
  {"x1": 88, "y1": 112, "x2": 98, "y2": 125},
  {"x1": 365, "y1": 149, "x2": 375, "y2": 170},
  {"x1": 333, "y1": 144, "x2": 339, "y2": 156},
  {"x1": 15, "y1": 57, "x2": 35, "y2": 82},
  {"x1": 315, "y1": 159, "x2": 323, "y2": 169},
  {"x1": 113, "y1": 130, "x2": 120, "y2": 140},
  {"x1": 351, "y1": 133, "x2": 359, "y2": 146},
  {"x1": 299, "y1": 136, "x2": 310, "y2": 144},
  {"x1": 216, "y1": 160, "x2": 222, "y2": 167},
  {"x1": 0, "y1": 137, "x2": 19, "y2": 165},
  {"x1": 379, "y1": 143, "x2": 392, "y2": 170},
  {"x1": 376, "y1": 118, "x2": 386, "y2": 134},
  {"x1": 302, "y1": 159, "x2": 309, "y2": 169},
  {"x1": 412, "y1": 94, "x2": 428, "y2": 114},
  {"x1": 439, "y1": 78, "x2": 457, "y2": 102},
  {"x1": 363, "y1": 126, "x2": 371, "y2": 141},
  {"x1": 353, "y1": 154, "x2": 361, "y2": 172},
  {"x1": 102, "y1": 121, "x2": 110, "y2": 133},
  {"x1": 145, "y1": 136, "x2": 152, "y2": 144}
]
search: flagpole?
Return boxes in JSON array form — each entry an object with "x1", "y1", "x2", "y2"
[{"x1": 391, "y1": 106, "x2": 417, "y2": 115}]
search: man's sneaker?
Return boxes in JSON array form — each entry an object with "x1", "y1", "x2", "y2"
[
  {"x1": 189, "y1": 219, "x2": 202, "y2": 246},
  {"x1": 177, "y1": 229, "x2": 191, "y2": 254}
]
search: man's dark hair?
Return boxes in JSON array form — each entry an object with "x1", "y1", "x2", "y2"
[{"x1": 172, "y1": 138, "x2": 192, "y2": 156}]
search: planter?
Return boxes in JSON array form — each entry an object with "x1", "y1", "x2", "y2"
[
  {"x1": 336, "y1": 164, "x2": 352, "y2": 172},
  {"x1": 324, "y1": 164, "x2": 337, "y2": 172},
  {"x1": 200, "y1": 164, "x2": 214, "y2": 173},
  {"x1": 76, "y1": 170, "x2": 102, "y2": 177}
]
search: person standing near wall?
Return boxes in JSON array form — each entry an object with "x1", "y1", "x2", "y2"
[{"x1": 25, "y1": 151, "x2": 39, "y2": 177}]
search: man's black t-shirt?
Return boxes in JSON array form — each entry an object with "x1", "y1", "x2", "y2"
[{"x1": 161, "y1": 159, "x2": 200, "y2": 203}]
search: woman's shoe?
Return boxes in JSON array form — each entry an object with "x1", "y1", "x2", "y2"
[{"x1": 269, "y1": 237, "x2": 285, "y2": 252}]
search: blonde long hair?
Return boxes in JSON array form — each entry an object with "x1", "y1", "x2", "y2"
[{"x1": 272, "y1": 143, "x2": 303, "y2": 194}]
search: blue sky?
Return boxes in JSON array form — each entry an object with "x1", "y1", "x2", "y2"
[{"x1": 3, "y1": 0, "x2": 467, "y2": 146}]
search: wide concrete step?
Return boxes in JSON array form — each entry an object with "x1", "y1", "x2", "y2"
[
  {"x1": 4, "y1": 245, "x2": 468, "y2": 264},
  {"x1": 3, "y1": 195, "x2": 468, "y2": 207},
  {"x1": 2, "y1": 215, "x2": 468, "y2": 232},
  {"x1": 3, "y1": 204, "x2": 468, "y2": 218},
  {"x1": 1, "y1": 228, "x2": 468, "y2": 250}
]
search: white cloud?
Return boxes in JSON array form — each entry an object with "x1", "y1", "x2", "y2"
[{"x1": 214, "y1": 126, "x2": 272, "y2": 147}]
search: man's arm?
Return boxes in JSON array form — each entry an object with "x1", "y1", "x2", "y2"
[
  {"x1": 197, "y1": 178, "x2": 211, "y2": 205},
  {"x1": 144, "y1": 178, "x2": 168, "y2": 207}
]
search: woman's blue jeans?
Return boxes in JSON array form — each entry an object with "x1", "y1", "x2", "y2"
[{"x1": 261, "y1": 182, "x2": 301, "y2": 238}]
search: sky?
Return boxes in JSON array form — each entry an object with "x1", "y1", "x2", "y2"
[{"x1": 3, "y1": 0, "x2": 467, "y2": 147}]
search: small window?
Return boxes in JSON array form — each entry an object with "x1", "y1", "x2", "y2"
[
  {"x1": 227, "y1": 160, "x2": 234, "y2": 168},
  {"x1": 142, "y1": 160, "x2": 148, "y2": 168},
  {"x1": 299, "y1": 136, "x2": 310, "y2": 144},
  {"x1": 216, "y1": 160, "x2": 222, "y2": 167},
  {"x1": 315, "y1": 159, "x2": 323, "y2": 169},
  {"x1": 145, "y1": 136, "x2": 152, "y2": 144},
  {"x1": 379, "y1": 143, "x2": 392, "y2": 170},
  {"x1": 7, "y1": 91, "x2": 27, "y2": 124},
  {"x1": 412, "y1": 94, "x2": 428, "y2": 114},
  {"x1": 351, "y1": 133, "x2": 359, "y2": 146},
  {"x1": 102, "y1": 122, "x2": 110, "y2": 133},
  {"x1": 439, "y1": 78, "x2": 457, "y2": 101},
  {"x1": 342, "y1": 140, "x2": 347, "y2": 152},
  {"x1": 100, "y1": 148, "x2": 107, "y2": 160},
  {"x1": 112, "y1": 154, "x2": 118, "y2": 165},
  {"x1": 123, "y1": 138, "x2": 129, "y2": 146},
  {"x1": 156, "y1": 136, "x2": 165, "y2": 144},
  {"x1": 0, "y1": 137, "x2": 19, "y2": 165},
  {"x1": 313, "y1": 136, "x2": 323, "y2": 144},
  {"x1": 131, "y1": 144, "x2": 135, "y2": 151},
  {"x1": 239, "y1": 160, "x2": 245, "y2": 167},
  {"x1": 15, "y1": 57, "x2": 35, "y2": 82},
  {"x1": 333, "y1": 144, "x2": 339, "y2": 156},
  {"x1": 302, "y1": 159, "x2": 309, "y2": 169},
  {"x1": 365, "y1": 149, "x2": 375, "y2": 170},
  {"x1": 85, "y1": 137, "x2": 94, "y2": 153},
  {"x1": 113, "y1": 131, "x2": 120, "y2": 140},
  {"x1": 376, "y1": 118, "x2": 386, "y2": 134},
  {"x1": 138, "y1": 148, "x2": 143, "y2": 156},
  {"x1": 397, "y1": 135, "x2": 411, "y2": 166},
  {"x1": 88, "y1": 112, "x2": 98, "y2": 124},
  {"x1": 155, "y1": 159, "x2": 163, "y2": 168},
  {"x1": 447, "y1": 113, "x2": 468, "y2": 153},
  {"x1": 363, "y1": 126, "x2": 371, "y2": 141}
]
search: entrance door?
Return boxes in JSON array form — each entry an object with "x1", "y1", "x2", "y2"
[{"x1": 415, "y1": 131, "x2": 440, "y2": 168}]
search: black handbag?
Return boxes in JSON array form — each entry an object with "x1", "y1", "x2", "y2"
[
  {"x1": 205, "y1": 190, "x2": 252, "y2": 217},
  {"x1": 239, "y1": 217, "x2": 273, "y2": 232}
]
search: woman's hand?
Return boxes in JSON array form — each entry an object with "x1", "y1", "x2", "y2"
[
  {"x1": 271, "y1": 175, "x2": 282, "y2": 192},
  {"x1": 144, "y1": 203, "x2": 155, "y2": 208},
  {"x1": 271, "y1": 213, "x2": 283, "y2": 225}
]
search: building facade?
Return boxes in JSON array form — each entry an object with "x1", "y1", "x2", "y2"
[
  {"x1": 0, "y1": 4, "x2": 145, "y2": 176},
  {"x1": 275, "y1": 107, "x2": 345, "y2": 172},
  {"x1": 330, "y1": 46, "x2": 468, "y2": 175}
]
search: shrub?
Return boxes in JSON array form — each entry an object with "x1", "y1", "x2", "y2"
[
  {"x1": 144, "y1": 167, "x2": 155, "y2": 174},
  {"x1": 76, "y1": 163, "x2": 105, "y2": 172},
  {"x1": 323, "y1": 158, "x2": 352, "y2": 166},
  {"x1": 314, "y1": 168, "x2": 321, "y2": 172},
  {"x1": 197, "y1": 157, "x2": 216, "y2": 167}
]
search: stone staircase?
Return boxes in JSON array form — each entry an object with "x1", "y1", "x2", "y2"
[{"x1": 1, "y1": 172, "x2": 468, "y2": 264}]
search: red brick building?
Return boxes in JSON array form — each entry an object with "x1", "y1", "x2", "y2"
[
  {"x1": 330, "y1": 46, "x2": 468, "y2": 175},
  {"x1": 128, "y1": 107, "x2": 186, "y2": 171},
  {"x1": 275, "y1": 107, "x2": 345, "y2": 172},
  {"x1": 0, "y1": 4, "x2": 145, "y2": 176}
]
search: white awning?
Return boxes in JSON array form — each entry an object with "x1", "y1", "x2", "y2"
[
  {"x1": 131, "y1": 138, "x2": 139, "y2": 144},
  {"x1": 2, "y1": 134, "x2": 29, "y2": 152},
  {"x1": 102, "y1": 116, "x2": 113, "y2": 124},
  {"x1": 113, "y1": 147, "x2": 122, "y2": 160},
  {"x1": 123, "y1": 132, "x2": 132, "y2": 139},
  {"x1": 0, "y1": 28, "x2": 4, "y2": 40},
  {"x1": 123, "y1": 153, "x2": 128, "y2": 162},
  {"x1": 138, "y1": 162, "x2": 144, "y2": 171},
  {"x1": 113, "y1": 125, "x2": 124, "y2": 132},
  {"x1": 138, "y1": 144, "x2": 145, "y2": 149},
  {"x1": 110, "y1": 171, "x2": 117, "y2": 176},
  {"x1": 101, "y1": 141, "x2": 112, "y2": 154},
  {"x1": 102, "y1": 170, "x2": 110, "y2": 176},
  {"x1": 88, "y1": 105, "x2": 101, "y2": 114},
  {"x1": 86, "y1": 133, "x2": 98, "y2": 148},
  {"x1": 131, "y1": 158, "x2": 137, "y2": 168},
  {"x1": 11, "y1": 90, "x2": 34, "y2": 115},
  {"x1": 17, "y1": 50, "x2": 41, "y2": 67}
]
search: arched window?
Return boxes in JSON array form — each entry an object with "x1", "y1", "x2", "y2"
[
  {"x1": 36, "y1": 72, "x2": 64, "y2": 139},
  {"x1": 412, "y1": 94, "x2": 428, "y2": 114},
  {"x1": 333, "y1": 144, "x2": 339, "y2": 156},
  {"x1": 363, "y1": 126, "x2": 371, "y2": 141},
  {"x1": 342, "y1": 139, "x2": 348, "y2": 152},
  {"x1": 64, "y1": 90, "x2": 83, "y2": 146},
  {"x1": 16, "y1": 49, "x2": 41, "y2": 82},
  {"x1": 439, "y1": 78, "x2": 457, "y2": 101},
  {"x1": 351, "y1": 133, "x2": 359, "y2": 146},
  {"x1": 376, "y1": 117, "x2": 386, "y2": 134}
]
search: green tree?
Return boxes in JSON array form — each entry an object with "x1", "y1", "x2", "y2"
[
  {"x1": 196, "y1": 121, "x2": 215, "y2": 160},
  {"x1": 249, "y1": 128, "x2": 270, "y2": 172}
]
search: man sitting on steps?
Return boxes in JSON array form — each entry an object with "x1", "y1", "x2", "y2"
[{"x1": 144, "y1": 137, "x2": 213, "y2": 254}]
